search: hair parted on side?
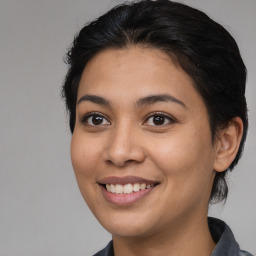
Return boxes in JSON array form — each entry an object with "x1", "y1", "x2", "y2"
[{"x1": 62, "y1": 0, "x2": 248, "y2": 204}]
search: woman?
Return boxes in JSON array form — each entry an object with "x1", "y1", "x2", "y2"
[{"x1": 62, "y1": 0, "x2": 253, "y2": 255}]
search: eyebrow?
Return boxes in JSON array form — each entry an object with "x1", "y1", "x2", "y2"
[
  {"x1": 136, "y1": 94, "x2": 187, "y2": 108},
  {"x1": 77, "y1": 93, "x2": 186, "y2": 108},
  {"x1": 77, "y1": 94, "x2": 111, "y2": 107}
]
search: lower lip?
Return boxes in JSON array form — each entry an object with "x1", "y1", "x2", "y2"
[{"x1": 100, "y1": 185, "x2": 155, "y2": 205}]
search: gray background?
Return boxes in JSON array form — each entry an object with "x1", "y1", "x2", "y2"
[{"x1": 0, "y1": 0, "x2": 255, "y2": 255}]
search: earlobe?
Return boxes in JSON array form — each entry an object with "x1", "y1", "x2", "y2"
[{"x1": 213, "y1": 117, "x2": 243, "y2": 172}]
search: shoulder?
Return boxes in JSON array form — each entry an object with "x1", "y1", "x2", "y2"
[
  {"x1": 209, "y1": 217, "x2": 254, "y2": 256},
  {"x1": 240, "y1": 251, "x2": 254, "y2": 256},
  {"x1": 93, "y1": 241, "x2": 113, "y2": 256}
]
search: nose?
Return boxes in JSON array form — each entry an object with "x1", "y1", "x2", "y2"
[{"x1": 103, "y1": 123, "x2": 146, "y2": 167}]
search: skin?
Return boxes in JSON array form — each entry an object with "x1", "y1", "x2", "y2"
[{"x1": 71, "y1": 47, "x2": 243, "y2": 256}]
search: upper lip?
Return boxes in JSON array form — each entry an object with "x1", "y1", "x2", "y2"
[{"x1": 98, "y1": 175, "x2": 159, "y2": 185}]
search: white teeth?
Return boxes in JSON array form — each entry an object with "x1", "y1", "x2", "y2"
[
  {"x1": 133, "y1": 183, "x2": 140, "y2": 192},
  {"x1": 141, "y1": 183, "x2": 146, "y2": 190},
  {"x1": 105, "y1": 183, "x2": 154, "y2": 194},
  {"x1": 115, "y1": 184, "x2": 123, "y2": 194},
  {"x1": 110, "y1": 184, "x2": 115, "y2": 193},
  {"x1": 123, "y1": 184, "x2": 133, "y2": 194}
]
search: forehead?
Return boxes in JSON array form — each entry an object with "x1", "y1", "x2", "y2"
[{"x1": 77, "y1": 46, "x2": 204, "y2": 110}]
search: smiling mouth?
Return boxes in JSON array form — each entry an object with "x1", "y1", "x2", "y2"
[
  {"x1": 98, "y1": 176, "x2": 160, "y2": 204},
  {"x1": 101, "y1": 183, "x2": 159, "y2": 194}
]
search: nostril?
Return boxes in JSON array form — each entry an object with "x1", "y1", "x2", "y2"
[
  {"x1": 105, "y1": 159, "x2": 124, "y2": 167},
  {"x1": 124, "y1": 159, "x2": 136, "y2": 164},
  {"x1": 105, "y1": 158, "x2": 135, "y2": 167}
]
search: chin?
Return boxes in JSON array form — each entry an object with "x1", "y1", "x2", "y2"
[
  {"x1": 94, "y1": 208, "x2": 161, "y2": 238},
  {"x1": 104, "y1": 222, "x2": 151, "y2": 238}
]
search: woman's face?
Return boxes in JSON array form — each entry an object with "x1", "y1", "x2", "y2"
[{"x1": 71, "y1": 47, "x2": 217, "y2": 238}]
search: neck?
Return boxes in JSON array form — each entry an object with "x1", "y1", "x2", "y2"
[{"x1": 112, "y1": 215, "x2": 216, "y2": 256}]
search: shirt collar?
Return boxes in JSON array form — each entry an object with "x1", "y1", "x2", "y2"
[
  {"x1": 94, "y1": 217, "x2": 244, "y2": 256},
  {"x1": 209, "y1": 217, "x2": 241, "y2": 256}
]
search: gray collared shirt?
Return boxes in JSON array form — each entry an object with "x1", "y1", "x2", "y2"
[{"x1": 93, "y1": 217, "x2": 253, "y2": 256}]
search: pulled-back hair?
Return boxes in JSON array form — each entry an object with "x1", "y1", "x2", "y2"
[{"x1": 62, "y1": 0, "x2": 248, "y2": 203}]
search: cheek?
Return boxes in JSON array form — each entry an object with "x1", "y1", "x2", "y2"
[
  {"x1": 70, "y1": 131, "x2": 105, "y2": 214},
  {"x1": 148, "y1": 126, "x2": 215, "y2": 184},
  {"x1": 70, "y1": 131, "x2": 98, "y2": 184},
  {"x1": 146, "y1": 129, "x2": 215, "y2": 215}
]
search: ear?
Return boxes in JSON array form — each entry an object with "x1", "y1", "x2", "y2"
[{"x1": 213, "y1": 117, "x2": 243, "y2": 172}]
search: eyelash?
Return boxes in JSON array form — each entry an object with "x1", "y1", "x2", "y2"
[
  {"x1": 144, "y1": 112, "x2": 176, "y2": 126},
  {"x1": 79, "y1": 112, "x2": 110, "y2": 126},
  {"x1": 79, "y1": 112, "x2": 176, "y2": 127}
]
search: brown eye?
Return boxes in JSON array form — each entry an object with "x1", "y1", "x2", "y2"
[
  {"x1": 152, "y1": 115, "x2": 165, "y2": 125},
  {"x1": 81, "y1": 113, "x2": 110, "y2": 126},
  {"x1": 144, "y1": 113, "x2": 175, "y2": 126},
  {"x1": 91, "y1": 115, "x2": 104, "y2": 125}
]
